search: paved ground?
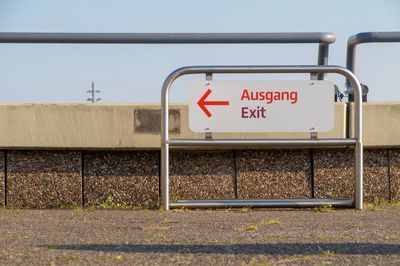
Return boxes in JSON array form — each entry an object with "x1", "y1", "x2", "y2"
[{"x1": 0, "y1": 205, "x2": 400, "y2": 265}]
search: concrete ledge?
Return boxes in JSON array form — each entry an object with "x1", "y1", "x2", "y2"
[
  {"x1": 0, "y1": 102, "x2": 399, "y2": 148},
  {"x1": 350, "y1": 102, "x2": 400, "y2": 147},
  {"x1": 0, "y1": 103, "x2": 346, "y2": 149},
  {"x1": 0, "y1": 104, "x2": 169, "y2": 149}
]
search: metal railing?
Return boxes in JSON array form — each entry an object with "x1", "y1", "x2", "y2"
[
  {"x1": 0, "y1": 32, "x2": 335, "y2": 79},
  {"x1": 346, "y1": 31, "x2": 400, "y2": 100},
  {"x1": 1, "y1": 32, "x2": 365, "y2": 209},
  {"x1": 161, "y1": 65, "x2": 363, "y2": 210}
]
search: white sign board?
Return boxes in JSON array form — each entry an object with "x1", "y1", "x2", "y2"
[{"x1": 189, "y1": 80, "x2": 334, "y2": 133}]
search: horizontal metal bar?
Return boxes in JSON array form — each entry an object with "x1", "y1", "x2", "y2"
[
  {"x1": 168, "y1": 138, "x2": 356, "y2": 147},
  {"x1": 0, "y1": 32, "x2": 335, "y2": 44},
  {"x1": 170, "y1": 199, "x2": 354, "y2": 208},
  {"x1": 164, "y1": 65, "x2": 360, "y2": 76}
]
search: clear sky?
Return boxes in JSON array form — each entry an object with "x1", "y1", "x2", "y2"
[{"x1": 0, "y1": 0, "x2": 399, "y2": 103}]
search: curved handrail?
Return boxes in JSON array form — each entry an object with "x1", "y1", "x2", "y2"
[
  {"x1": 347, "y1": 31, "x2": 400, "y2": 73},
  {"x1": 346, "y1": 31, "x2": 400, "y2": 99}
]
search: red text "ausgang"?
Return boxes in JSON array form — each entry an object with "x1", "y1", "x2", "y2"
[{"x1": 240, "y1": 89, "x2": 298, "y2": 104}]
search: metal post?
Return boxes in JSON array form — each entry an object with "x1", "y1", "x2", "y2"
[
  {"x1": 317, "y1": 44, "x2": 329, "y2": 80},
  {"x1": 161, "y1": 73, "x2": 173, "y2": 211},
  {"x1": 355, "y1": 141, "x2": 363, "y2": 209},
  {"x1": 161, "y1": 142, "x2": 169, "y2": 210},
  {"x1": 161, "y1": 69, "x2": 183, "y2": 211},
  {"x1": 349, "y1": 69, "x2": 364, "y2": 209}
]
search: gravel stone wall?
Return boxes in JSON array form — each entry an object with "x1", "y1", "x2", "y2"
[
  {"x1": 83, "y1": 151, "x2": 159, "y2": 207},
  {"x1": 390, "y1": 149, "x2": 400, "y2": 201},
  {"x1": 6, "y1": 151, "x2": 81, "y2": 208},
  {"x1": 1, "y1": 148, "x2": 398, "y2": 208},
  {"x1": 363, "y1": 150, "x2": 390, "y2": 202},
  {"x1": 169, "y1": 151, "x2": 235, "y2": 200},
  {"x1": 0, "y1": 152, "x2": 4, "y2": 206},
  {"x1": 314, "y1": 149, "x2": 354, "y2": 199},
  {"x1": 237, "y1": 150, "x2": 312, "y2": 199},
  {"x1": 314, "y1": 149, "x2": 390, "y2": 203}
]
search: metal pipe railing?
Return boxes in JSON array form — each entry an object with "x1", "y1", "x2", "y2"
[
  {"x1": 0, "y1": 32, "x2": 335, "y2": 80},
  {"x1": 0, "y1": 32, "x2": 336, "y2": 44},
  {"x1": 346, "y1": 31, "x2": 400, "y2": 100}
]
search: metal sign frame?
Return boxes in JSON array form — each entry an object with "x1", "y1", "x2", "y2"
[{"x1": 161, "y1": 65, "x2": 363, "y2": 210}]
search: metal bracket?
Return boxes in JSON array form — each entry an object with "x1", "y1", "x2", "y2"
[
  {"x1": 310, "y1": 72, "x2": 318, "y2": 80},
  {"x1": 310, "y1": 131, "x2": 318, "y2": 139}
]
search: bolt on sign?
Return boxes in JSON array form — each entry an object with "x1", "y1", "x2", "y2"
[{"x1": 189, "y1": 80, "x2": 335, "y2": 133}]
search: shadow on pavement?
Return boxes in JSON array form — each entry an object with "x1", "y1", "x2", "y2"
[{"x1": 44, "y1": 243, "x2": 400, "y2": 255}]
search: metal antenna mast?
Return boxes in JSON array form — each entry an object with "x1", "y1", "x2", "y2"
[{"x1": 86, "y1": 81, "x2": 102, "y2": 103}]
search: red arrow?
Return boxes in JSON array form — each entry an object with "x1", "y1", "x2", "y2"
[{"x1": 197, "y1": 88, "x2": 230, "y2": 118}]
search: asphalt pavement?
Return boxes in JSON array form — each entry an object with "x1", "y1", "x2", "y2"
[{"x1": 0, "y1": 205, "x2": 400, "y2": 265}]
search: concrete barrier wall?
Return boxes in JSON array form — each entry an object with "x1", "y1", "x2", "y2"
[
  {"x1": 350, "y1": 103, "x2": 400, "y2": 147},
  {"x1": 0, "y1": 103, "x2": 399, "y2": 208},
  {"x1": 0, "y1": 103, "x2": 399, "y2": 148}
]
